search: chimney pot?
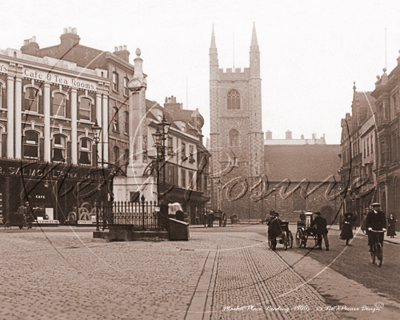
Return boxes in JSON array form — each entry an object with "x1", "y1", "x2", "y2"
[
  {"x1": 32, "y1": 36, "x2": 36, "y2": 43},
  {"x1": 63, "y1": 28, "x2": 67, "y2": 34},
  {"x1": 72, "y1": 28, "x2": 77, "y2": 35},
  {"x1": 119, "y1": 45, "x2": 122, "y2": 51},
  {"x1": 114, "y1": 46, "x2": 118, "y2": 52},
  {"x1": 123, "y1": 45, "x2": 127, "y2": 51},
  {"x1": 67, "y1": 27, "x2": 72, "y2": 33}
]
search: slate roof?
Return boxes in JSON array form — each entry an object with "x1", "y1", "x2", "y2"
[{"x1": 264, "y1": 145, "x2": 341, "y2": 182}]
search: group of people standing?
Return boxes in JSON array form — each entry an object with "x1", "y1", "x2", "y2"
[
  {"x1": 266, "y1": 202, "x2": 397, "y2": 251},
  {"x1": 265, "y1": 209, "x2": 329, "y2": 251}
]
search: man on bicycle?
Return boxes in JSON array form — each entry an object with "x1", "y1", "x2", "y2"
[{"x1": 365, "y1": 203, "x2": 386, "y2": 252}]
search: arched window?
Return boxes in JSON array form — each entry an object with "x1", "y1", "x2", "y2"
[
  {"x1": 229, "y1": 129, "x2": 239, "y2": 147},
  {"x1": 124, "y1": 111, "x2": 129, "y2": 134},
  {"x1": 227, "y1": 89, "x2": 240, "y2": 110},
  {"x1": 113, "y1": 107, "x2": 119, "y2": 132},
  {"x1": 0, "y1": 82, "x2": 3, "y2": 109},
  {"x1": 124, "y1": 149, "x2": 129, "y2": 172},
  {"x1": 114, "y1": 146, "x2": 120, "y2": 167},
  {"x1": 24, "y1": 130, "x2": 39, "y2": 159},
  {"x1": 24, "y1": 87, "x2": 39, "y2": 112},
  {"x1": 79, "y1": 137, "x2": 92, "y2": 165},
  {"x1": 52, "y1": 134, "x2": 67, "y2": 162},
  {"x1": 53, "y1": 92, "x2": 67, "y2": 117},
  {"x1": 79, "y1": 97, "x2": 92, "y2": 121},
  {"x1": 381, "y1": 140, "x2": 386, "y2": 166}
]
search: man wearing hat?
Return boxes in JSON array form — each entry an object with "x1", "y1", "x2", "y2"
[
  {"x1": 267, "y1": 211, "x2": 282, "y2": 251},
  {"x1": 365, "y1": 203, "x2": 386, "y2": 252},
  {"x1": 310, "y1": 212, "x2": 329, "y2": 251}
]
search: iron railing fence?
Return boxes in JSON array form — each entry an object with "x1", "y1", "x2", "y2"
[{"x1": 111, "y1": 200, "x2": 160, "y2": 230}]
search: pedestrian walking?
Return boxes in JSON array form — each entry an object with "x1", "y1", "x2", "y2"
[
  {"x1": 310, "y1": 212, "x2": 329, "y2": 251},
  {"x1": 365, "y1": 203, "x2": 386, "y2": 253},
  {"x1": 340, "y1": 213, "x2": 356, "y2": 245},
  {"x1": 24, "y1": 201, "x2": 34, "y2": 229},
  {"x1": 387, "y1": 213, "x2": 397, "y2": 238},
  {"x1": 267, "y1": 211, "x2": 282, "y2": 251}
]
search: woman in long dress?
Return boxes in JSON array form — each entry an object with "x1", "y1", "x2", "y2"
[
  {"x1": 340, "y1": 213, "x2": 356, "y2": 245},
  {"x1": 387, "y1": 214, "x2": 397, "y2": 238}
]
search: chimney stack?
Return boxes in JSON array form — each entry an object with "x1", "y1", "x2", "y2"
[
  {"x1": 285, "y1": 130, "x2": 292, "y2": 140},
  {"x1": 113, "y1": 45, "x2": 130, "y2": 63},
  {"x1": 60, "y1": 27, "x2": 80, "y2": 51},
  {"x1": 265, "y1": 130, "x2": 272, "y2": 140},
  {"x1": 20, "y1": 36, "x2": 39, "y2": 56}
]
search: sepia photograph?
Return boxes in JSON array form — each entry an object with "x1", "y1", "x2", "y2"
[{"x1": 0, "y1": 0, "x2": 400, "y2": 319}]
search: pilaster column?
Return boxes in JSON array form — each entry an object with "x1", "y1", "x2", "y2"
[
  {"x1": 96, "y1": 93, "x2": 102, "y2": 162},
  {"x1": 44, "y1": 82, "x2": 51, "y2": 162},
  {"x1": 71, "y1": 89, "x2": 77, "y2": 164},
  {"x1": 14, "y1": 75, "x2": 22, "y2": 159},
  {"x1": 102, "y1": 94, "x2": 108, "y2": 165},
  {"x1": 7, "y1": 75, "x2": 14, "y2": 158}
]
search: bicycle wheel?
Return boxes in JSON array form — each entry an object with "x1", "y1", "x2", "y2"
[
  {"x1": 370, "y1": 245, "x2": 376, "y2": 264},
  {"x1": 296, "y1": 229, "x2": 303, "y2": 247},
  {"x1": 376, "y1": 243, "x2": 383, "y2": 267},
  {"x1": 283, "y1": 232, "x2": 288, "y2": 250}
]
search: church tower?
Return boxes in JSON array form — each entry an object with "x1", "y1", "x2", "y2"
[{"x1": 209, "y1": 23, "x2": 264, "y2": 219}]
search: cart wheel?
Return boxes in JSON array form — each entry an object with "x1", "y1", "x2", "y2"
[
  {"x1": 283, "y1": 232, "x2": 288, "y2": 250},
  {"x1": 288, "y1": 231, "x2": 293, "y2": 248},
  {"x1": 296, "y1": 229, "x2": 303, "y2": 247}
]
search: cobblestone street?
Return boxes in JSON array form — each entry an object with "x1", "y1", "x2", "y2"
[{"x1": 0, "y1": 227, "x2": 398, "y2": 319}]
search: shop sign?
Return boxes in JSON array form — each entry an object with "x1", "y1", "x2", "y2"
[
  {"x1": 23, "y1": 67, "x2": 97, "y2": 91},
  {"x1": 0, "y1": 163, "x2": 109, "y2": 181}
]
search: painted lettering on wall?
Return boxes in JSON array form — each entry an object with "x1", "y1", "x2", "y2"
[{"x1": 23, "y1": 68, "x2": 97, "y2": 91}]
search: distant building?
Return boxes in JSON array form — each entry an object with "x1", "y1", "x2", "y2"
[
  {"x1": 339, "y1": 84, "x2": 376, "y2": 226},
  {"x1": 264, "y1": 131, "x2": 326, "y2": 145},
  {"x1": 209, "y1": 24, "x2": 264, "y2": 220},
  {"x1": 264, "y1": 140, "x2": 341, "y2": 223}
]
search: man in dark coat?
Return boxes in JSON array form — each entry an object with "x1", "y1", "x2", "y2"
[
  {"x1": 365, "y1": 203, "x2": 386, "y2": 252},
  {"x1": 267, "y1": 211, "x2": 282, "y2": 251},
  {"x1": 340, "y1": 213, "x2": 356, "y2": 245},
  {"x1": 24, "y1": 201, "x2": 34, "y2": 229},
  {"x1": 310, "y1": 212, "x2": 329, "y2": 251}
]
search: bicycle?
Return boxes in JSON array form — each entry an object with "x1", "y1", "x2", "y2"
[{"x1": 369, "y1": 228, "x2": 386, "y2": 267}]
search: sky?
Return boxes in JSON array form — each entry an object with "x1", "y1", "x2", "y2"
[{"x1": 2, "y1": 0, "x2": 400, "y2": 144}]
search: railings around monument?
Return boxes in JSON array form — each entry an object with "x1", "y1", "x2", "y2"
[{"x1": 111, "y1": 200, "x2": 160, "y2": 230}]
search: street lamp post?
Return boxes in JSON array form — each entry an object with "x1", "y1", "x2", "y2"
[
  {"x1": 152, "y1": 116, "x2": 171, "y2": 230},
  {"x1": 92, "y1": 120, "x2": 102, "y2": 231},
  {"x1": 216, "y1": 179, "x2": 222, "y2": 211}
]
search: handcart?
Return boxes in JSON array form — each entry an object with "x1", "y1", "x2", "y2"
[{"x1": 295, "y1": 211, "x2": 318, "y2": 248}]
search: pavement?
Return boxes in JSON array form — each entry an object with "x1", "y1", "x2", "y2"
[{"x1": 1, "y1": 225, "x2": 399, "y2": 319}]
